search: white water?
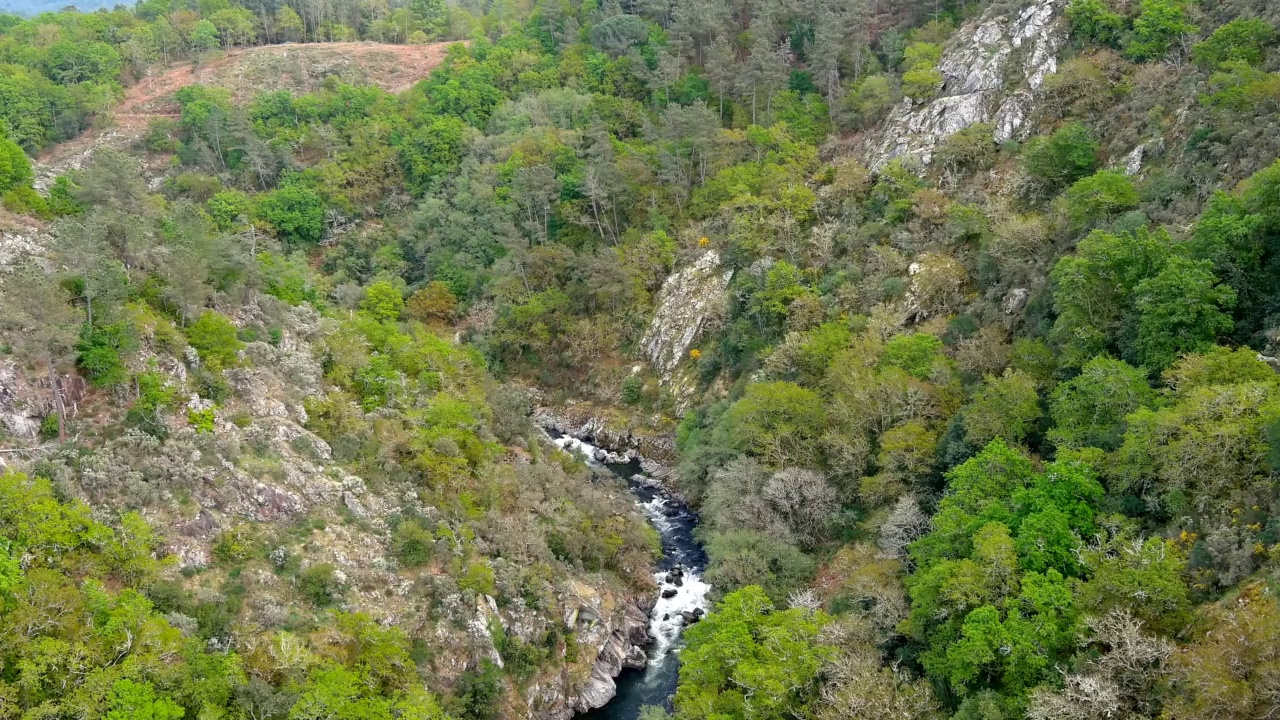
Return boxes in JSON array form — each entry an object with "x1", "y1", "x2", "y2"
[{"x1": 553, "y1": 434, "x2": 712, "y2": 715}]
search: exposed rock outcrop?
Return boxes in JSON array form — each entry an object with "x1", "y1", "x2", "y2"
[
  {"x1": 868, "y1": 0, "x2": 1069, "y2": 169},
  {"x1": 640, "y1": 250, "x2": 732, "y2": 380}
]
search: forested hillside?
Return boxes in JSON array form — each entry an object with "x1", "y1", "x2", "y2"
[{"x1": 3, "y1": 0, "x2": 1280, "y2": 718}]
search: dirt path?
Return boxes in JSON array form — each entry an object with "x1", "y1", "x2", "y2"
[{"x1": 34, "y1": 41, "x2": 459, "y2": 186}]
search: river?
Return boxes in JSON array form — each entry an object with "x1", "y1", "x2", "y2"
[{"x1": 552, "y1": 436, "x2": 710, "y2": 719}]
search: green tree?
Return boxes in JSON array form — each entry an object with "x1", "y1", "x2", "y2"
[
  {"x1": 256, "y1": 184, "x2": 326, "y2": 248},
  {"x1": 1192, "y1": 18, "x2": 1276, "y2": 68},
  {"x1": 1126, "y1": 0, "x2": 1198, "y2": 62},
  {"x1": 1061, "y1": 169, "x2": 1139, "y2": 230},
  {"x1": 879, "y1": 333, "x2": 944, "y2": 380},
  {"x1": 1049, "y1": 227, "x2": 1171, "y2": 367},
  {"x1": 675, "y1": 586, "x2": 833, "y2": 720},
  {"x1": 1133, "y1": 256, "x2": 1236, "y2": 371},
  {"x1": 1023, "y1": 122, "x2": 1100, "y2": 190},
  {"x1": 1048, "y1": 356, "x2": 1154, "y2": 451},
  {"x1": 0, "y1": 133, "x2": 32, "y2": 193},
  {"x1": 190, "y1": 20, "x2": 221, "y2": 52},
  {"x1": 726, "y1": 382, "x2": 826, "y2": 467},
  {"x1": 962, "y1": 370, "x2": 1042, "y2": 448},
  {"x1": 1066, "y1": 0, "x2": 1126, "y2": 46},
  {"x1": 401, "y1": 116, "x2": 466, "y2": 195},
  {"x1": 363, "y1": 281, "x2": 405, "y2": 322},
  {"x1": 105, "y1": 679, "x2": 184, "y2": 720},
  {"x1": 186, "y1": 310, "x2": 243, "y2": 370}
]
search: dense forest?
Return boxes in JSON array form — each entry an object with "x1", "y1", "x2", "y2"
[{"x1": 3, "y1": 0, "x2": 1280, "y2": 718}]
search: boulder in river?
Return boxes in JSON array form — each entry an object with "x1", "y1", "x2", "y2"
[{"x1": 661, "y1": 587, "x2": 678, "y2": 599}]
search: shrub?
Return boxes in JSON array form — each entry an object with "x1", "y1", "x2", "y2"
[
  {"x1": 1066, "y1": 0, "x2": 1125, "y2": 46},
  {"x1": 1193, "y1": 18, "x2": 1276, "y2": 69},
  {"x1": 361, "y1": 281, "x2": 404, "y2": 322},
  {"x1": 256, "y1": 183, "x2": 326, "y2": 248},
  {"x1": 405, "y1": 281, "x2": 458, "y2": 323},
  {"x1": 1125, "y1": 0, "x2": 1197, "y2": 62},
  {"x1": 880, "y1": 333, "x2": 945, "y2": 379},
  {"x1": 187, "y1": 407, "x2": 216, "y2": 434},
  {"x1": 1023, "y1": 122, "x2": 1100, "y2": 190},
  {"x1": 298, "y1": 563, "x2": 343, "y2": 606},
  {"x1": 0, "y1": 134, "x2": 31, "y2": 194},
  {"x1": 458, "y1": 560, "x2": 496, "y2": 596},
  {"x1": 1061, "y1": 170, "x2": 1140, "y2": 230},
  {"x1": 620, "y1": 374, "x2": 643, "y2": 405},
  {"x1": 77, "y1": 323, "x2": 136, "y2": 388},
  {"x1": 186, "y1": 311, "x2": 242, "y2": 370},
  {"x1": 391, "y1": 518, "x2": 434, "y2": 568}
]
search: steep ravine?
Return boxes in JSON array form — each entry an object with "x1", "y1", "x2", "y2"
[{"x1": 551, "y1": 434, "x2": 711, "y2": 718}]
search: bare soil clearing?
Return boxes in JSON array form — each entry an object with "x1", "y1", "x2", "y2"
[{"x1": 34, "y1": 41, "x2": 458, "y2": 186}]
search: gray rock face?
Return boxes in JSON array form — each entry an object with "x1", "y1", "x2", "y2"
[
  {"x1": 868, "y1": 0, "x2": 1068, "y2": 169},
  {"x1": 640, "y1": 250, "x2": 732, "y2": 380}
]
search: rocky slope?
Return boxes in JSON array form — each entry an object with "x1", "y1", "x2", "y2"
[{"x1": 867, "y1": 0, "x2": 1069, "y2": 169}]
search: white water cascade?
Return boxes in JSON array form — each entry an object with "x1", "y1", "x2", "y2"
[{"x1": 552, "y1": 435, "x2": 712, "y2": 717}]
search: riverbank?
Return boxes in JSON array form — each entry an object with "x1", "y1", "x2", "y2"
[{"x1": 550, "y1": 434, "x2": 710, "y2": 719}]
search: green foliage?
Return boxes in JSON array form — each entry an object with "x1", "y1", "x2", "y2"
[
  {"x1": 76, "y1": 322, "x2": 135, "y2": 388},
  {"x1": 620, "y1": 373, "x2": 643, "y2": 405},
  {"x1": 702, "y1": 529, "x2": 816, "y2": 602},
  {"x1": 1126, "y1": 0, "x2": 1198, "y2": 62},
  {"x1": 402, "y1": 116, "x2": 467, "y2": 195},
  {"x1": 880, "y1": 333, "x2": 944, "y2": 380},
  {"x1": 905, "y1": 441, "x2": 1104, "y2": 698},
  {"x1": 453, "y1": 661, "x2": 503, "y2": 720},
  {"x1": 363, "y1": 281, "x2": 405, "y2": 322},
  {"x1": 187, "y1": 407, "x2": 216, "y2": 433},
  {"x1": 1023, "y1": 122, "x2": 1100, "y2": 190},
  {"x1": 962, "y1": 370, "x2": 1042, "y2": 448},
  {"x1": 675, "y1": 586, "x2": 833, "y2": 720},
  {"x1": 0, "y1": 133, "x2": 33, "y2": 193},
  {"x1": 256, "y1": 183, "x2": 326, "y2": 248},
  {"x1": 186, "y1": 310, "x2": 243, "y2": 370},
  {"x1": 105, "y1": 679, "x2": 184, "y2": 720},
  {"x1": 1061, "y1": 170, "x2": 1139, "y2": 230},
  {"x1": 726, "y1": 381, "x2": 826, "y2": 467},
  {"x1": 1193, "y1": 18, "x2": 1276, "y2": 68},
  {"x1": 1066, "y1": 0, "x2": 1126, "y2": 46},
  {"x1": 298, "y1": 562, "x2": 344, "y2": 606},
  {"x1": 1048, "y1": 356, "x2": 1154, "y2": 451},
  {"x1": 1132, "y1": 256, "x2": 1235, "y2": 372},
  {"x1": 1049, "y1": 226, "x2": 1172, "y2": 368},
  {"x1": 391, "y1": 517, "x2": 435, "y2": 567}
]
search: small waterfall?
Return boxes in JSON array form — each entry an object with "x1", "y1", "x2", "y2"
[{"x1": 552, "y1": 435, "x2": 710, "y2": 718}]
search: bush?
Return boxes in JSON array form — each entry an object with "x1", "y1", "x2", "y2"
[
  {"x1": 187, "y1": 407, "x2": 216, "y2": 434},
  {"x1": 361, "y1": 281, "x2": 404, "y2": 322},
  {"x1": 1193, "y1": 18, "x2": 1276, "y2": 69},
  {"x1": 256, "y1": 183, "x2": 326, "y2": 248},
  {"x1": 298, "y1": 563, "x2": 343, "y2": 606},
  {"x1": 1023, "y1": 122, "x2": 1100, "y2": 190},
  {"x1": 880, "y1": 333, "x2": 945, "y2": 379},
  {"x1": 391, "y1": 518, "x2": 434, "y2": 568},
  {"x1": 405, "y1": 281, "x2": 458, "y2": 323},
  {"x1": 458, "y1": 560, "x2": 496, "y2": 596},
  {"x1": 1125, "y1": 0, "x2": 1197, "y2": 62},
  {"x1": 453, "y1": 661, "x2": 504, "y2": 720},
  {"x1": 1061, "y1": 170, "x2": 1140, "y2": 230},
  {"x1": 620, "y1": 374, "x2": 643, "y2": 405},
  {"x1": 0, "y1": 134, "x2": 32, "y2": 194},
  {"x1": 186, "y1": 311, "x2": 242, "y2": 370},
  {"x1": 1066, "y1": 0, "x2": 1125, "y2": 46},
  {"x1": 77, "y1": 323, "x2": 136, "y2": 388}
]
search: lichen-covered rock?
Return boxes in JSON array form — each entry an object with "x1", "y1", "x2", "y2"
[
  {"x1": 868, "y1": 0, "x2": 1069, "y2": 169},
  {"x1": 640, "y1": 250, "x2": 732, "y2": 380}
]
